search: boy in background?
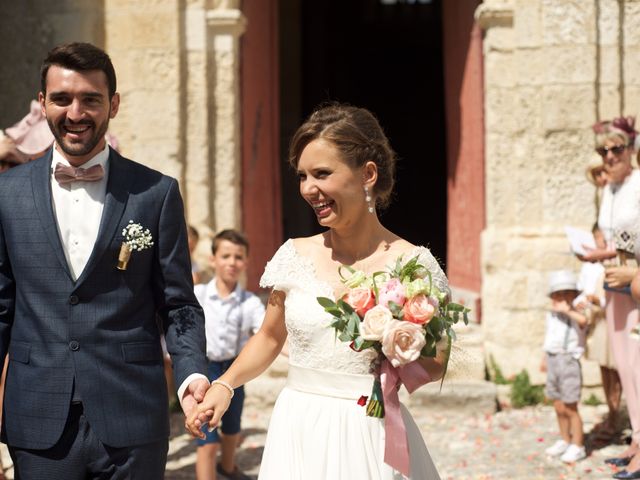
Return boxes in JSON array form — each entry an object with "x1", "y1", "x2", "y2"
[
  {"x1": 194, "y1": 230, "x2": 265, "y2": 480},
  {"x1": 542, "y1": 270, "x2": 588, "y2": 463}
]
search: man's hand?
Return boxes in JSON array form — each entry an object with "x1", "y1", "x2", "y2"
[{"x1": 180, "y1": 377, "x2": 210, "y2": 418}]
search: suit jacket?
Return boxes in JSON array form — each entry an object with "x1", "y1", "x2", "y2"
[{"x1": 0, "y1": 148, "x2": 207, "y2": 449}]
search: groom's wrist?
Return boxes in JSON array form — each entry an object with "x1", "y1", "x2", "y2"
[{"x1": 177, "y1": 373, "x2": 210, "y2": 405}]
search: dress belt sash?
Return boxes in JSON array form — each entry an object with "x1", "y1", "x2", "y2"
[{"x1": 286, "y1": 364, "x2": 374, "y2": 400}]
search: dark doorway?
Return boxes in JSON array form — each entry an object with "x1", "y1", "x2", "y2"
[{"x1": 279, "y1": 0, "x2": 447, "y2": 266}]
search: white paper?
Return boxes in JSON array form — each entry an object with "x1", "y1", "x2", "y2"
[{"x1": 564, "y1": 226, "x2": 596, "y2": 256}]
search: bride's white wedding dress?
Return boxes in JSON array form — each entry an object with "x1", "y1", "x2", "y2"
[{"x1": 257, "y1": 239, "x2": 444, "y2": 480}]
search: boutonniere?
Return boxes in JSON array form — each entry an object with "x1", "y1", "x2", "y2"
[{"x1": 117, "y1": 221, "x2": 154, "y2": 270}]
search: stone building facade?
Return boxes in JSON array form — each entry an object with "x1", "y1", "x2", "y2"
[
  {"x1": 1, "y1": 0, "x2": 638, "y2": 384},
  {"x1": 477, "y1": 0, "x2": 640, "y2": 383}
]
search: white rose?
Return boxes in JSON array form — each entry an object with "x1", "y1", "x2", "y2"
[
  {"x1": 361, "y1": 305, "x2": 394, "y2": 341},
  {"x1": 381, "y1": 320, "x2": 426, "y2": 368}
]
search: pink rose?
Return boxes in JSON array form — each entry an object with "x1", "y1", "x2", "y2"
[
  {"x1": 377, "y1": 278, "x2": 406, "y2": 309},
  {"x1": 343, "y1": 287, "x2": 376, "y2": 317},
  {"x1": 381, "y1": 320, "x2": 426, "y2": 367},
  {"x1": 361, "y1": 304, "x2": 394, "y2": 341},
  {"x1": 403, "y1": 294, "x2": 438, "y2": 325}
]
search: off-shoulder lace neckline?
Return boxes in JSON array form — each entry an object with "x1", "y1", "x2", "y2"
[{"x1": 285, "y1": 238, "x2": 429, "y2": 300}]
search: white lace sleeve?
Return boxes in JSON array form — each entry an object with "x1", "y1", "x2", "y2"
[
  {"x1": 414, "y1": 246, "x2": 451, "y2": 300},
  {"x1": 259, "y1": 239, "x2": 297, "y2": 292}
]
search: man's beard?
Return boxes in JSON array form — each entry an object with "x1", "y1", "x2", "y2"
[{"x1": 48, "y1": 116, "x2": 109, "y2": 158}]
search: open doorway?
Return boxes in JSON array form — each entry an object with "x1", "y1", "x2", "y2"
[{"x1": 280, "y1": 0, "x2": 447, "y2": 265}]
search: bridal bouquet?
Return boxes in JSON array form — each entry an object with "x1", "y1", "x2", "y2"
[{"x1": 317, "y1": 255, "x2": 469, "y2": 418}]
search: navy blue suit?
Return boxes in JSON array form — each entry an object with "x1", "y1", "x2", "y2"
[{"x1": 0, "y1": 148, "x2": 207, "y2": 458}]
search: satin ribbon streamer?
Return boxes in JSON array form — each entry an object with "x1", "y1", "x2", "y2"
[
  {"x1": 54, "y1": 163, "x2": 104, "y2": 184},
  {"x1": 380, "y1": 359, "x2": 432, "y2": 477}
]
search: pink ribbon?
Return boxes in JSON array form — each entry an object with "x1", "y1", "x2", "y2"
[{"x1": 380, "y1": 359, "x2": 432, "y2": 477}]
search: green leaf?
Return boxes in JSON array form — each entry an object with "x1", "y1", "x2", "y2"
[
  {"x1": 317, "y1": 297, "x2": 337, "y2": 309},
  {"x1": 338, "y1": 331, "x2": 352, "y2": 343},
  {"x1": 337, "y1": 299, "x2": 355, "y2": 315},
  {"x1": 387, "y1": 301, "x2": 404, "y2": 319}
]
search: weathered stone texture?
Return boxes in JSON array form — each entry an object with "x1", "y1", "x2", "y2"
[{"x1": 480, "y1": 0, "x2": 640, "y2": 387}]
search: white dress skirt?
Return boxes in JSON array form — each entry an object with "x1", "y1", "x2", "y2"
[{"x1": 258, "y1": 239, "x2": 446, "y2": 479}]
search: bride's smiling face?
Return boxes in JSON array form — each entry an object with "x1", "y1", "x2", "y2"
[{"x1": 297, "y1": 139, "x2": 367, "y2": 228}]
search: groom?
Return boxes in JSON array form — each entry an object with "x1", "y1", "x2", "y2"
[{"x1": 0, "y1": 42, "x2": 209, "y2": 478}]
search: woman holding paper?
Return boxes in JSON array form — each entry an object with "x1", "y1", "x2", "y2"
[{"x1": 583, "y1": 117, "x2": 640, "y2": 478}]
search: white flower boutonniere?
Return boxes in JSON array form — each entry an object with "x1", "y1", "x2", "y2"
[{"x1": 117, "y1": 220, "x2": 154, "y2": 270}]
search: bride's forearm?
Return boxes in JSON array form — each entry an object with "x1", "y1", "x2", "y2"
[
  {"x1": 217, "y1": 289, "x2": 287, "y2": 389},
  {"x1": 219, "y1": 329, "x2": 286, "y2": 388}
]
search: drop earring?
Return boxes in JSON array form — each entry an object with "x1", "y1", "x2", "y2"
[{"x1": 364, "y1": 186, "x2": 374, "y2": 214}]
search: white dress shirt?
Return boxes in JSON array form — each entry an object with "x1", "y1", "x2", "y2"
[
  {"x1": 543, "y1": 311, "x2": 586, "y2": 359},
  {"x1": 194, "y1": 279, "x2": 265, "y2": 362},
  {"x1": 50, "y1": 144, "x2": 109, "y2": 281}
]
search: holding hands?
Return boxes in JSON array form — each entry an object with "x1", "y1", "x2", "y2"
[{"x1": 185, "y1": 380, "x2": 234, "y2": 438}]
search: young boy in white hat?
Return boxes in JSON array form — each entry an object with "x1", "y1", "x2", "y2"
[{"x1": 542, "y1": 270, "x2": 589, "y2": 463}]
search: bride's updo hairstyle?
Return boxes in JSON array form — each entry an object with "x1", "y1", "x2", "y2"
[{"x1": 289, "y1": 103, "x2": 397, "y2": 209}]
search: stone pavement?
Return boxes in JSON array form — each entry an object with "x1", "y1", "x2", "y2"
[
  {"x1": 0, "y1": 360, "x2": 630, "y2": 480},
  {"x1": 161, "y1": 373, "x2": 632, "y2": 480}
]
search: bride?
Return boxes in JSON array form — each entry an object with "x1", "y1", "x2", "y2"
[{"x1": 187, "y1": 104, "x2": 447, "y2": 479}]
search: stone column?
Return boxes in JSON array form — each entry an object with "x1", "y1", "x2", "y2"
[{"x1": 206, "y1": 6, "x2": 247, "y2": 232}]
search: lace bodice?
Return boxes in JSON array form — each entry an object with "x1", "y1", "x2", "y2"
[{"x1": 260, "y1": 239, "x2": 450, "y2": 375}]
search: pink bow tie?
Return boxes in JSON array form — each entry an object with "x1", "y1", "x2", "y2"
[{"x1": 54, "y1": 163, "x2": 104, "y2": 184}]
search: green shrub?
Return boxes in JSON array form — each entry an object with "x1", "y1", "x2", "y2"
[
  {"x1": 510, "y1": 370, "x2": 544, "y2": 408},
  {"x1": 488, "y1": 355, "x2": 509, "y2": 385},
  {"x1": 583, "y1": 393, "x2": 603, "y2": 406}
]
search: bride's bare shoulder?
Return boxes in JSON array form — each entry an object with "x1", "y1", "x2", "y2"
[
  {"x1": 291, "y1": 233, "x2": 327, "y2": 257},
  {"x1": 385, "y1": 236, "x2": 416, "y2": 255}
]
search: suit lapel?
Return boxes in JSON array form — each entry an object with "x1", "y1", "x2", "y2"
[
  {"x1": 31, "y1": 149, "x2": 73, "y2": 281},
  {"x1": 76, "y1": 149, "x2": 133, "y2": 286}
]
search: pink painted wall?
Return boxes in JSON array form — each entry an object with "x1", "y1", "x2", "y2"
[
  {"x1": 442, "y1": 0, "x2": 485, "y2": 293},
  {"x1": 241, "y1": 0, "x2": 282, "y2": 291}
]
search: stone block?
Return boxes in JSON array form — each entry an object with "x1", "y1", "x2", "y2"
[
  {"x1": 485, "y1": 51, "x2": 516, "y2": 88},
  {"x1": 541, "y1": 0, "x2": 594, "y2": 46},
  {"x1": 599, "y1": 46, "x2": 621, "y2": 85},
  {"x1": 598, "y1": 0, "x2": 622, "y2": 46},
  {"x1": 483, "y1": 25, "x2": 515, "y2": 54},
  {"x1": 513, "y1": 47, "x2": 545, "y2": 86},
  {"x1": 514, "y1": 0, "x2": 541, "y2": 48},
  {"x1": 484, "y1": 340, "x2": 546, "y2": 384},
  {"x1": 408, "y1": 381, "x2": 498, "y2": 415},
  {"x1": 624, "y1": 2, "x2": 640, "y2": 47},
  {"x1": 106, "y1": 9, "x2": 178, "y2": 49},
  {"x1": 542, "y1": 85, "x2": 596, "y2": 131},
  {"x1": 624, "y1": 86, "x2": 640, "y2": 117},
  {"x1": 598, "y1": 84, "x2": 623, "y2": 121},
  {"x1": 543, "y1": 45, "x2": 597, "y2": 84}
]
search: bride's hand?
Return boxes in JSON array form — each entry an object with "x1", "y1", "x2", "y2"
[{"x1": 185, "y1": 382, "x2": 234, "y2": 438}]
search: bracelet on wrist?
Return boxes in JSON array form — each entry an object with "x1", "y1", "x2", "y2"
[{"x1": 211, "y1": 379, "x2": 235, "y2": 399}]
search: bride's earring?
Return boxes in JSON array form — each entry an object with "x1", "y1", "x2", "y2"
[{"x1": 364, "y1": 186, "x2": 374, "y2": 214}]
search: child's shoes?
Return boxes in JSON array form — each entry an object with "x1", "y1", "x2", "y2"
[
  {"x1": 560, "y1": 444, "x2": 586, "y2": 463},
  {"x1": 545, "y1": 439, "x2": 569, "y2": 456}
]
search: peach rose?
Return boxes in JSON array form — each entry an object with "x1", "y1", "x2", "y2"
[
  {"x1": 403, "y1": 294, "x2": 438, "y2": 325},
  {"x1": 343, "y1": 287, "x2": 376, "y2": 317},
  {"x1": 381, "y1": 320, "x2": 426, "y2": 367},
  {"x1": 377, "y1": 278, "x2": 406, "y2": 309},
  {"x1": 361, "y1": 304, "x2": 394, "y2": 341}
]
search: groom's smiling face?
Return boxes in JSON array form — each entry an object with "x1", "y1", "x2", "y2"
[{"x1": 39, "y1": 65, "x2": 120, "y2": 167}]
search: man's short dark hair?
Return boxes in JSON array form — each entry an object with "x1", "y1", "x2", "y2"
[
  {"x1": 211, "y1": 229, "x2": 250, "y2": 255},
  {"x1": 41, "y1": 42, "x2": 117, "y2": 98}
]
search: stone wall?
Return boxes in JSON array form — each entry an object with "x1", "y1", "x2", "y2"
[
  {"x1": 0, "y1": 0, "x2": 104, "y2": 128},
  {"x1": 477, "y1": 0, "x2": 640, "y2": 385}
]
